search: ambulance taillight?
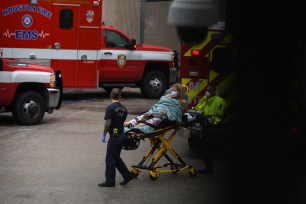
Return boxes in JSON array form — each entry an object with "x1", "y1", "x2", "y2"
[{"x1": 191, "y1": 49, "x2": 200, "y2": 56}]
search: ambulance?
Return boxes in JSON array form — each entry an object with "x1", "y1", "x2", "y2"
[
  {"x1": 0, "y1": 58, "x2": 62, "y2": 125},
  {"x1": 179, "y1": 22, "x2": 236, "y2": 149},
  {"x1": 180, "y1": 22, "x2": 235, "y2": 112},
  {"x1": 0, "y1": 0, "x2": 178, "y2": 99}
]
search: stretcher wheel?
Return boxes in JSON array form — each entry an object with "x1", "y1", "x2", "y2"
[
  {"x1": 149, "y1": 175, "x2": 158, "y2": 181},
  {"x1": 189, "y1": 168, "x2": 197, "y2": 177},
  {"x1": 149, "y1": 171, "x2": 158, "y2": 181},
  {"x1": 131, "y1": 171, "x2": 139, "y2": 177},
  {"x1": 170, "y1": 165, "x2": 178, "y2": 174},
  {"x1": 131, "y1": 168, "x2": 140, "y2": 177}
]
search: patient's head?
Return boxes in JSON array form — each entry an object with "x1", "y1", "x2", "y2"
[{"x1": 170, "y1": 83, "x2": 186, "y2": 99}]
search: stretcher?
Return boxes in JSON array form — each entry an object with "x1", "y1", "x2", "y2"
[{"x1": 123, "y1": 120, "x2": 197, "y2": 180}]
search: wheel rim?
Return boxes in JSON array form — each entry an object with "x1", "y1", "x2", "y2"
[
  {"x1": 22, "y1": 99, "x2": 40, "y2": 119},
  {"x1": 148, "y1": 76, "x2": 163, "y2": 94}
]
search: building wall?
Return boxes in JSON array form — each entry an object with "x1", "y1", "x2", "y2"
[{"x1": 102, "y1": 0, "x2": 181, "y2": 53}]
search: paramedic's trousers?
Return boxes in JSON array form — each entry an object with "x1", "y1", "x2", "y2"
[
  {"x1": 201, "y1": 128, "x2": 213, "y2": 171},
  {"x1": 105, "y1": 133, "x2": 132, "y2": 184}
]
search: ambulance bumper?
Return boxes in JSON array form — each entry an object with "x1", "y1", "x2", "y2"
[
  {"x1": 47, "y1": 88, "x2": 60, "y2": 113},
  {"x1": 169, "y1": 67, "x2": 178, "y2": 84}
]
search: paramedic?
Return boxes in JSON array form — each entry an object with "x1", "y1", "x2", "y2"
[
  {"x1": 195, "y1": 85, "x2": 226, "y2": 174},
  {"x1": 99, "y1": 88, "x2": 135, "y2": 187}
]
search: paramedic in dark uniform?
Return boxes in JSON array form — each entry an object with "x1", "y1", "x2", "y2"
[{"x1": 98, "y1": 88, "x2": 135, "y2": 187}]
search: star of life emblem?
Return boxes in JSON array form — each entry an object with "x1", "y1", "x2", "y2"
[
  {"x1": 22, "y1": 14, "x2": 33, "y2": 27},
  {"x1": 117, "y1": 54, "x2": 127, "y2": 68}
]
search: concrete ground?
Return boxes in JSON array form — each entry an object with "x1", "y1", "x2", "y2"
[{"x1": 0, "y1": 88, "x2": 233, "y2": 204}]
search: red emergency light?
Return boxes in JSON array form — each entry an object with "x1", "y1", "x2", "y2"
[{"x1": 191, "y1": 49, "x2": 200, "y2": 56}]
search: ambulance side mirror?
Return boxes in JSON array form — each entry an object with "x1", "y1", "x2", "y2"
[
  {"x1": 212, "y1": 48, "x2": 235, "y2": 73},
  {"x1": 128, "y1": 39, "x2": 137, "y2": 50}
]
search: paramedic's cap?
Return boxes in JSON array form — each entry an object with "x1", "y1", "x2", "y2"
[{"x1": 167, "y1": 0, "x2": 218, "y2": 44}]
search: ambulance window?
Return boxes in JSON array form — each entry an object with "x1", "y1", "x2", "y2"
[
  {"x1": 212, "y1": 48, "x2": 234, "y2": 73},
  {"x1": 60, "y1": 9, "x2": 73, "y2": 29},
  {"x1": 103, "y1": 30, "x2": 129, "y2": 48}
]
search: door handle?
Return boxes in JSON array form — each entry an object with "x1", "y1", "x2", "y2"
[
  {"x1": 81, "y1": 54, "x2": 87, "y2": 61},
  {"x1": 104, "y1": 52, "x2": 112, "y2": 55}
]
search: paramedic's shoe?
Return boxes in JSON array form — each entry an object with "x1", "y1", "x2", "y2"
[
  {"x1": 98, "y1": 182, "x2": 115, "y2": 187},
  {"x1": 197, "y1": 168, "x2": 213, "y2": 174},
  {"x1": 120, "y1": 175, "x2": 135, "y2": 185}
]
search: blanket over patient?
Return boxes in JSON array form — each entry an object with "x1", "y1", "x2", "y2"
[{"x1": 124, "y1": 96, "x2": 183, "y2": 133}]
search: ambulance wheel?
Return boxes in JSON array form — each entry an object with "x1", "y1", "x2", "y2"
[
  {"x1": 12, "y1": 91, "x2": 46, "y2": 125},
  {"x1": 140, "y1": 70, "x2": 167, "y2": 99},
  {"x1": 149, "y1": 174, "x2": 158, "y2": 181},
  {"x1": 149, "y1": 171, "x2": 158, "y2": 181}
]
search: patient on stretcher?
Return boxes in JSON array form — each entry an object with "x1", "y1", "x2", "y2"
[{"x1": 124, "y1": 84, "x2": 187, "y2": 134}]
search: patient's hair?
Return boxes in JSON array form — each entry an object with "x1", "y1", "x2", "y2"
[
  {"x1": 171, "y1": 83, "x2": 188, "y2": 112},
  {"x1": 171, "y1": 83, "x2": 186, "y2": 100}
]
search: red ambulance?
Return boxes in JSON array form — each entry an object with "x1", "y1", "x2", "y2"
[{"x1": 0, "y1": 0, "x2": 178, "y2": 99}]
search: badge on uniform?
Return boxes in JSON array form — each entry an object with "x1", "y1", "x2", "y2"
[{"x1": 117, "y1": 54, "x2": 126, "y2": 68}]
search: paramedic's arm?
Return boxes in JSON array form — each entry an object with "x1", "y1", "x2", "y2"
[
  {"x1": 103, "y1": 119, "x2": 112, "y2": 135},
  {"x1": 211, "y1": 103, "x2": 226, "y2": 124}
]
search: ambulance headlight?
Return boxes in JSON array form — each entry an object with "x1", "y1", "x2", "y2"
[
  {"x1": 167, "y1": 0, "x2": 218, "y2": 44},
  {"x1": 50, "y1": 73, "x2": 56, "y2": 88}
]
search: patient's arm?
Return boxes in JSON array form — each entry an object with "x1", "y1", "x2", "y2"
[
  {"x1": 123, "y1": 121, "x2": 130, "y2": 127},
  {"x1": 136, "y1": 123, "x2": 146, "y2": 127}
]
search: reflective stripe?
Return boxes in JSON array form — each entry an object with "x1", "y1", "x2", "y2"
[
  {"x1": 0, "y1": 72, "x2": 11, "y2": 83},
  {"x1": 183, "y1": 33, "x2": 212, "y2": 57},
  {"x1": 184, "y1": 32, "x2": 213, "y2": 57},
  {"x1": 0, "y1": 71, "x2": 50, "y2": 83},
  {"x1": 100, "y1": 50, "x2": 173, "y2": 61},
  {"x1": 181, "y1": 78, "x2": 207, "y2": 102},
  {"x1": 1, "y1": 48, "x2": 173, "y2": 61},
  {"x1": 2, "y1": 48, "x2": 99, "y2": 60},
  {"x1": 209, "y1": 70, "x2": 219, "y2": 83},
  {"x1": 209, "y1": 35, "x2": 234, "y2": 61},
  {"x1": 184, "y1": 32, "x2": 234, "y2": 57}
]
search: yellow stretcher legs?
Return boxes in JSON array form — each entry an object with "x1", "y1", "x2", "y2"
[{"x1": 128, "y1": 125, "x2": 197, "y2": 181}]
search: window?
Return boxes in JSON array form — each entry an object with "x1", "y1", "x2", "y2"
[
  {"x1": 60, "y1": 9, "x2": 73, "y2": 29},
  {"x1": 103, "y1": 30, "x2": 129, "y2": 48},
  {"x1": 212, "y1": 48, "x2": 235, "y2": 73}
]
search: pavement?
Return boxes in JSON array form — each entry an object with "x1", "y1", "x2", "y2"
[{"x1": 0, "y1": 88, "x2": 234, "y2": 204}]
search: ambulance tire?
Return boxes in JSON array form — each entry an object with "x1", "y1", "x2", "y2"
[
  {"x1": 140, "y1": 70, "x2": 167, "y2": 99},
  {"x1": 12, "y1": 91, "x2": 46, "y2": 125}
]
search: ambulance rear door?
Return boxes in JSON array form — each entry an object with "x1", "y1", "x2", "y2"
[{"x1": 51, "y1": 1, "x2": 101, "y2": 88}]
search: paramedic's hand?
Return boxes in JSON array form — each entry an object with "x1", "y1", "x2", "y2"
[{"x1": 101, "y1": 134, "x2": 106, "y2": 143}]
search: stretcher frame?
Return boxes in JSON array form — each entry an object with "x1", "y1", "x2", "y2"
[{"x1": 126, "y1": 122, "x2": 197, "y2": 180}]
